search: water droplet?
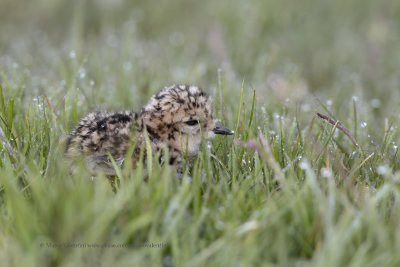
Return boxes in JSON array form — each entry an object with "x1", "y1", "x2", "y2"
[
  {"x1": 326, "y1": 99, "x2": 333, "y2": 106},
  {"x1": 334, "y1": 128, "x2": 339, "y2": 138},
  {"x1": 79, "y1": 67, "x2": 86, "y2": 79},
  {"x1": 90, "y1": 80, "x2": 95, "y2": 86},
  {"x1": 320, "y1": 168, "x2": 332, "y2": 178},
  {"x1": 261, "y1": 106, "x2": 266, "y2": 113},
  {"x1": 69, "y1": 50, "x2": 76, "y2": 59},
  {"x1": 360, "y1": 121, "x2": 367, "y2": 128},
  {"x1": 299, "y1": 160, "x2": 309, "y2": 170},
  {"x1": 207, "y1": 141, "x2": 212, "y2": 150},
  {"x1": 352, "y1": 96, "x2": 358, "y2": 101},
  {"x1": 377, "y1": 165, "x2": 389, "y2": 175}
]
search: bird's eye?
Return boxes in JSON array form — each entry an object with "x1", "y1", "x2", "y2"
[{"x1": 185, "y1": 120, "x2": 199, "y2": 126}]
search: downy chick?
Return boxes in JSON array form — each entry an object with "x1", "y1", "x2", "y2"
[{"x1": 66, "y1": 84, "x2": 233, "y2": 175}]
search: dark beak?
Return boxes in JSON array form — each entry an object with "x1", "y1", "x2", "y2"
[{"x1": 213, "y1": 123, "x2": 234, "y2": 135}]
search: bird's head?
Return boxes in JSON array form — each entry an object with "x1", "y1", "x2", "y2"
[{"x1": 139, "y1": 85, "x2": 233, "y2": 156}]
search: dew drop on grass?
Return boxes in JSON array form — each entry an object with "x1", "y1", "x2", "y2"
[
  {"x1": 79, "y1": 67, "x2": 86, "y2": 79},
  {"x1": 352, "y1": 96, "x2": 358, "y2": 101},
  {"x1": 326, "y1": 99, "x2": 333, "y2": 106},
  {"x1": 207, "y1": 141, "x2": 212, "y2": 151},
  {"x1": 334, "y1": 128, "x2": 339, "y2": 138},
  {"x1": 321, "y1": 168, "x2": 332, "y2": 178},
  {"x1": 377, "y1": 165, "x2": 389, "y2": 175},
  {"x1": 299, "y1": 160, "x2": 310, "y2": 170},
  {"x1": 69, "y1": 50, "x2": 76, "y2": 59},
  {"x1": 90, "y1": 80, "x2": 95, "y2": 86},
  {"x1": 360, "y1": 121, "x2": 367, "y2": 128},
  {"x1": 261, "y1": 106, "x2": 266, "y2": 114}
]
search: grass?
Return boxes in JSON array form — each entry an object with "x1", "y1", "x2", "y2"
[{"x1": 1, "y1": 0, "x2": 400, "y2": 266}]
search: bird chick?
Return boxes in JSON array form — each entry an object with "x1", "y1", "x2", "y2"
[{"x1": 66, "y1": 84, "x2": 233, "y2": 175}]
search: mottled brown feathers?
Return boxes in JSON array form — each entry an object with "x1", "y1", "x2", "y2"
[{"x1": 66, "y1": 84, "x2": 233, "y2": 175}]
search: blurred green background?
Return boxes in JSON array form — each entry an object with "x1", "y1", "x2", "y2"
[{"x1": 2, "y1": 0, "x2": 400, "y2": 112}]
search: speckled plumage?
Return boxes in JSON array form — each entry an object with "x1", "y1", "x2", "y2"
[{"x1": 66, "y1": 84, "x2": 233, "y2": 175}]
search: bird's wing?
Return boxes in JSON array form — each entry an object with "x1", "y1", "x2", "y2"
[{"x1": 67, "y1": 111, "x2": 137, "y2": 159}]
